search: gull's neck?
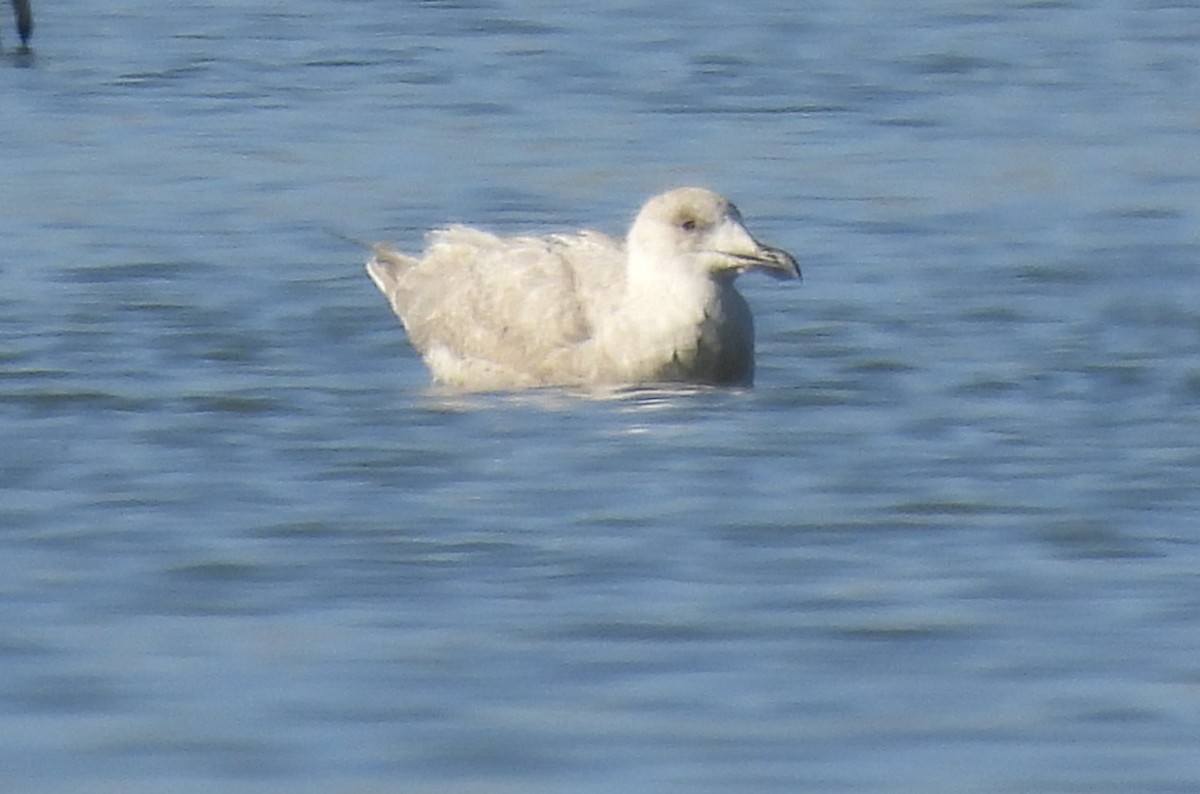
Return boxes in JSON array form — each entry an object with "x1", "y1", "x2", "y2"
[{"x1": 587, "y1": 247, "x2": 729, "y2": 383}]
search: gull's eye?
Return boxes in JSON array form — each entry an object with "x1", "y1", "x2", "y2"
[{"x1": 680, "y1": 218, "x2": 697, "y2": 232}]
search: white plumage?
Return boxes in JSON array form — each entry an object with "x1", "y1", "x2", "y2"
[{"x1": 366, "y1": 187, "x2": 800, "y2": 391}]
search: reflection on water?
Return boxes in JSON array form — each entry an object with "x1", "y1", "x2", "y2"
[{"x1": 2, "y1": 1, "x2": 1200, "y2": 792}]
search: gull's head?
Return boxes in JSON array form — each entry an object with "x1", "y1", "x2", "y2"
[{"x1": 626, "y1": 187, "x2": 800, "y2": 282}]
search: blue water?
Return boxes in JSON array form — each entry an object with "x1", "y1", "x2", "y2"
[{"x1": 3, "y1": 2, "x2": 1200, "y2": 792}]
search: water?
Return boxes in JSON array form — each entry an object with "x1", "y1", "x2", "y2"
[{"x1": 3, "y1": 1, "x2": 1200, "y2": 791}]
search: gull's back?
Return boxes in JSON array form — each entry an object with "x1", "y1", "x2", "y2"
[{"x1": 367, "y1": 226, "x2": 626, "y2": 389}]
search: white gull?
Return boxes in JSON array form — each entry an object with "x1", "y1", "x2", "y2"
[{"x1": 366, "y1": 187, "x2": 800, "y2": 391}]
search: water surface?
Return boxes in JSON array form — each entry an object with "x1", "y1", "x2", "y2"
[{"x1": 2, "y1": 2, "x2": 1200, "y2": 792}]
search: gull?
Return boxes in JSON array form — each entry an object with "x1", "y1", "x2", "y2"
[{"x1": 366, "y1": 187, "x2": 800, "y2": 391}]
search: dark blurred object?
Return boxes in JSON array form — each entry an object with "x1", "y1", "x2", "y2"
[{"x1": 10, "y1": 0, "x2": 32, "y2": 47}]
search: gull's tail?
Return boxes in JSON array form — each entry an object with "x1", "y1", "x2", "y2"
[
  {"x1": 366, "y1": 245, "x2": 417, "y2": 294},
  {"x1": 326, "y1": 227, "x2": 407, "y2": 296},
  {"x1": 365, "y1": 244, "x2": 424, "y2": 328}
]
